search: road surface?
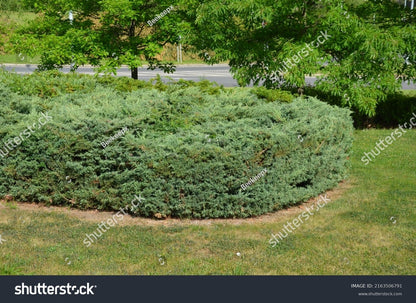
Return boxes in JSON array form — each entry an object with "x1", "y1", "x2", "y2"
[{"x1": 1, "y1": 63, "x2": 415, "y2": 89}]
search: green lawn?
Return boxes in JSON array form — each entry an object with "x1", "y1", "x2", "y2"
[
  {"x1": 0, "y1": 54, "x2": 40, "y2": 64},
  {"x1": 0, "y1": 129, "x2": 415, "y2": 275},
  {"x1": 0, "y1": 11, "x2": 37, "y2": 64}
]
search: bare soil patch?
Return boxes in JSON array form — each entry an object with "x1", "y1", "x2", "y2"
[{"x1": 0, "y1": 180, "x2": 352, "y2": 227}]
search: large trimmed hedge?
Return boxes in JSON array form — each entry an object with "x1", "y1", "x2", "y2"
[{"x1": 0, "y1": 71, "x2": 353, "y2": 218}]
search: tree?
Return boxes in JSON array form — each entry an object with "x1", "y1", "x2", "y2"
[
  {"x1": 188, "y1": 0, "x2": 416, "y2": 116},
  {"x1": 11, "y1": 0, "x2": 189, "y2": 79}
]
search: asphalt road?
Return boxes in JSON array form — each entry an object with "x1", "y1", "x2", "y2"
[{"x1": 2, "y1": 63, "x2": 415, "y2": 89}]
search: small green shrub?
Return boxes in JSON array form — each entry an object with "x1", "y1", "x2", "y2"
[
  {"x1": 0, "y1": 69, "x2": 225, "y2": 97},
  {"x1": 0, "y1": 69, "x2": 98, "y2": 97},
  {"x1": 302, "y1": 86, "x2": 416, "y2": 128},
  {"x1": 172, "y1": 79, "x2": 224, "y2": 95},
  {"x1": 0, "y1": 71, "x2": 353, "y2": 219},
  {"x1": 96, "y1": 75, "x2": 152, "y2": 92},
  {"x1": 371, "y1": 91, "x2": 416, "y2": 127},
  {"x1": 252, "y1": 86, "x2": 294, "y2": 103}
]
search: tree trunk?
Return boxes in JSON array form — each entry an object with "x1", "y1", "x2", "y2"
[
  {"x1": 129, "y1": 19, "x2": 137, "y2": 79},
  {"x1": 131, "y1": 67, "x2": 138, "y2": 80}
]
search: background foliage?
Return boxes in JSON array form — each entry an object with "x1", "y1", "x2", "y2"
[
  {"x1": 187, "y1": 0, "x2": 416, "y2": 117},
  {"x1": 11, "y1": 0, "x2": 189, "y2": 78}
]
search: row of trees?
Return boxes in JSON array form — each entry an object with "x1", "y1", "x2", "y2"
[
  {"x1": 12, "y1": 0, "x2": 188, "y2": 79},
  {"x1": 9, "y1": 0, "x2": 416, "y2": 116}
]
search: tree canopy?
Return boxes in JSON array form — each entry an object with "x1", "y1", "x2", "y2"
[
  {"x1": 9, "y1": 0, "x2": 416, "y2": 116},
  {"x1": 187, "y1": 0, "x2": 416, "y2": 116}
]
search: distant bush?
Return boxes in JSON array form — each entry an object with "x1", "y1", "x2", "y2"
[
  {"x1": 302, "y1": 86, "x2": 416, "y2": 128},
  {"x1": 0, "y1": 70, "x2": 226, "y2": 97},
  {"x1": 0, "y1": 70, "x2": 98, "y2": 97},
  {"x1": 96, "y1": 75, "x2": 153, "y2": 92},
  {"x1": 371, "y1": 91, "x2": 416, "y2": 128},
  {"x1": 252, "y1": 86, "x2": 293, "y2": 103},
  {"x1": 0, "y1": 71, "x2": 353, "y2": 218},
  {"x1": 0, "y1": 0, "x2": 26, "y2": 11}
]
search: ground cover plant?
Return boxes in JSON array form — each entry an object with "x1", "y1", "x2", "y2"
[{"x1": 0, "y1": 71, "x2": 353, "y2": 219}]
